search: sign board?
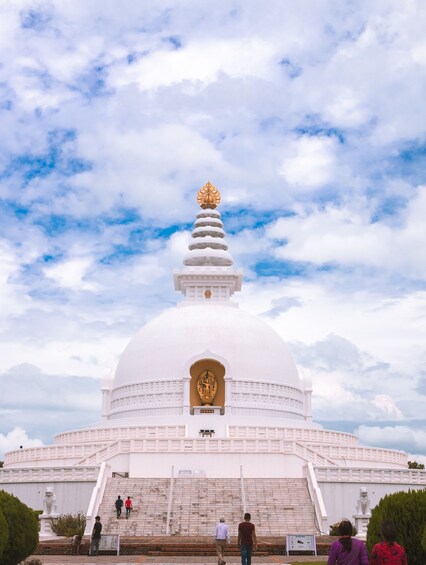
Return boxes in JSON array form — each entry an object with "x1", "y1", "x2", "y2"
[
  {"x1": 193, "y1": 406, "x2": 221, "y2": 415},
  {"x1": 98, "y1": 534, "x2": 120, "y2": 555},
  {"x1": 286, "y1": 534, "x2": 316, "y2": 555}
]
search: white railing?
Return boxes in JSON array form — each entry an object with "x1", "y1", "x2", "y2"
[
  {"x1": 307, "y1": 444, "x2": 407, "y2": 465},
  {"x1": 228, "y1": 425, "x2": 359, "y2": 445},
  {"x1": 0, "y1": 466, "x2": 99, "y2": 483},
  {"x1": 304, "y1": 462, "x2": 328, "y2": 534},
  {"x1": 293, "y1": 442, "x2": 337, "y2": 466},
  {"x1": 240, "y1": 465, "x2": 246, "y2": 515},
  {"x1": 85, "y1": 462, "x2": 111, "y2": 535},
  {"x1": 315, "y1": 467, "x2": 426, "y2": 484},
  {"x1": 4, "y1": 444, "x2": 109, "y2": 465},
  {"x1": 55, "y1": 425, "x2": 187, "y2": 445},
  {"x1": 75, "y1": 438, "x2": 338, "y2": 467}
]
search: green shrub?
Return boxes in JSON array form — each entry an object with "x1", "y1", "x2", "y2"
[
  {"x1": 0, "y1": 508, "x2": 9, "y2": 559},
  {"x1": 49, "y1": 512, "x2": 86, "y2": 537},
  {"x1": 366, "y1": 488, "x2": 426, "y2": 565},
  {"x1": 421, "y1": 524, "x2": 426, "y2": 552},
  {"x1": 0, "y1": 490, "x2": 38, "y2": 565}
]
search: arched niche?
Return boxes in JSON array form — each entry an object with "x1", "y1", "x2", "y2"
[{"x1": 190, "y1": 359, "x2": 225, "y2": 408}]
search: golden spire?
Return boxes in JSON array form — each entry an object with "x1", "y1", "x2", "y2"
[{"x1": 197, "y1": 181, "x2": 221, "y2": 209}]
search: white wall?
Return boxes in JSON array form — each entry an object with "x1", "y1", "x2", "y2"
[
  {"x1": 127, "y1": 452, "x2": 304, "y2": 478},
  {"x1": 0, "y1": 481, "x2": 95, "y2": 515},
  {"x1": 319, "y1": 481, "x2": 426, "y2": 529}
]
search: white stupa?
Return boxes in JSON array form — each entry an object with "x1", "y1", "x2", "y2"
[
  {"x1": 103, "y1": 181, "x2": 311, "y2": 432},
  {"x1": 1, "y1": 182, "x2": 424, "y2": 535}
]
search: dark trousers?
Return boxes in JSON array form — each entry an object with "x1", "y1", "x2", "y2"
[
  {"x1": 90, "y1": 537, "x2": 100, "y2": 556},
  {"x1": 240, "y1": 543, "x2": 253, "y2": 565}
]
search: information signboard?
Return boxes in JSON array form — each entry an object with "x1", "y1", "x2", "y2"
[
  {"x1": 98, "y1": 534, "x2": 120, "y2": 555},
  {"x1": 285, "y1": 534, "x2": 316, "y2": 555}
]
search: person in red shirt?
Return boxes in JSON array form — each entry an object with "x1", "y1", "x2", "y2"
[
  {"x1": 238, "y1": 512, "x2": 257, "y2": 565},
  {"x1": 371, "y1": 520, "x2": 408, "y2": 565},
  {"x1": 125, "y1": 496, "x2": 133, "y2": 519}
]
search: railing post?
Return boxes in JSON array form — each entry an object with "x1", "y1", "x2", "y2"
[
  {"x1": 240, "y1": 465, "x2": 246, "y2": 515},
  {"x1": 166, "y1": 465, "x2": 174, "y2": 535}
]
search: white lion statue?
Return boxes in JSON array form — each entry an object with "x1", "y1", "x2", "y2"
[
  {"x1": 42, "y1": 487, "x2": 57, "y2": 516},
  {"x1": 356, "y1": 487, "x2": 371, "y2": 516}
]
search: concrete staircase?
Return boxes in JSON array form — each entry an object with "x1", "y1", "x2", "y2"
[
  {"x1": 98, "y1": 477, "x2": 319, "y2": 537},
  {"x1": 244, "y1": 478, "x2": 318, "y2": 535},
  {"x1": 99, "y1": 477, "x2": 170, "y2": 536},
  {"x1": 169, "y1": 477, "x2": 242, "y2": 536}
]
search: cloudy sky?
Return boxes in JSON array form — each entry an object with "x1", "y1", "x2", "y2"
[{"x1": 0, "y1": 0, "x2": 425, "y2": 462}]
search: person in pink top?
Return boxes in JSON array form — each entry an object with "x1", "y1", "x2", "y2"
[
  {"x1": 371, "y1": 521, "x2": 408, "y2": 565},
  {"x1": 327, "y1": 520, "x2": 369, "y2": 565}
]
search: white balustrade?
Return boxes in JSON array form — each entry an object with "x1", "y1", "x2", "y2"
[
  {"x1": 315, "y1": 467, "x2": 426, "y2": 484},
  {"x1": 55, "y1": 425, "x2": 186, "y2": 445},
  {"x1": 0, "y1": 466, "x2": 99, "y2": 483}
]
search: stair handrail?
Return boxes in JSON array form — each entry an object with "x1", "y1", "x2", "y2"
[
  {"x1": 165, "y1": 465, "x2": 175, "y2": 535},
  {"x1": 85, "y1": 462, "x2": 110, "y2": 535},
  {"x1": 240, "y1": 465, "x2": 246, "y2": 515},
  {"x1": 304, "y1": 462, "x2": 328, "y2": 534}
]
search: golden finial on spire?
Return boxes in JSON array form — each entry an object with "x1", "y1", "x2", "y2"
[{"x1": 197, "y1": 181, "x2": 221, "y2": 209}]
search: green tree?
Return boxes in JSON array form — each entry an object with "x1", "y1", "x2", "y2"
[
  {"x1": 0, "y1": 490, "x2": 39, "y2": 565},
  {"x1": 366, "y1": 489, "x2": 426, "y2": 565},
  {"x1": 422, "y1": 524, "x2": 426, "y2": 552},
  {"x1": 408, "y1": 460, "x2": 425, "y2": 469},
  {"x1": 0, "y1": 509, "x2": 9, "y2": 560}
]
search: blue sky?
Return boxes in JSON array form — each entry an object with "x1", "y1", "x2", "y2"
[{"x1": 0, "y1": 0, "x2": 425, "y2": 461}]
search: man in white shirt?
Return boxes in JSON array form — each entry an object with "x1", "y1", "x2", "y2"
[{"x1": 214, "y1": 517, "x2": 230, "y2": 565}]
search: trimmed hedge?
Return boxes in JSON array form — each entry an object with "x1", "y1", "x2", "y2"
[
  {"x1": 366, "y1": 488, "x2": 426, "y2": 565},
  {"x1": 0, "y1": 490, "x2": 39, "y2": 565}
]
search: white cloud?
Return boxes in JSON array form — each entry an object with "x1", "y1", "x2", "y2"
[
  {"x1": 0, "y1": 0, "x2": 425, "y2": 457},
  {"x1": 323, "y1": 87, "x2": 371, "y2": 129},
  {"x1": 0, "y1": 427, "x2": 44, "y2": 458},
  {"x1": 68, "y1": 123, "x2": 231, "y2": 220},
  {"x1": 357, "y1": 425, "x2": 426, "y2": 453},
  {"x1": 109, "y1": 38, "x2": 275, "y2": 91},
  {"x1": 371, "y1": 395, "x2": 404, "y2": 420},
  {"x1": 43, "y1": 257, "x2": 99, "y2": 292},
  {"x1": 0, "y1": 241, "x2": 30, "y2": 317},
  {"x1": 267, "y1": 186, "x2": 426, "y2": 278},
  {"x1": 279, "y1": 136, "x2": 339, "y2": 190}
]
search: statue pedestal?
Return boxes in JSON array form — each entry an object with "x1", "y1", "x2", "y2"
[
  {"x1": 39, "y1": 514, "x2": 59, "y2": 538},
  {"x1": 353, "y1": 514, "x2": 371, "y2": 539}
]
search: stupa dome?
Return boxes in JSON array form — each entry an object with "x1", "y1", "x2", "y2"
[{"x1": 113, "y1": 303, "x2": 301, "y2": 389}]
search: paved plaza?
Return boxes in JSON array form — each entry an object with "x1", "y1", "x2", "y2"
[{"x1": 26, "y1": 556, "x2": 327, "y2": 564}]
